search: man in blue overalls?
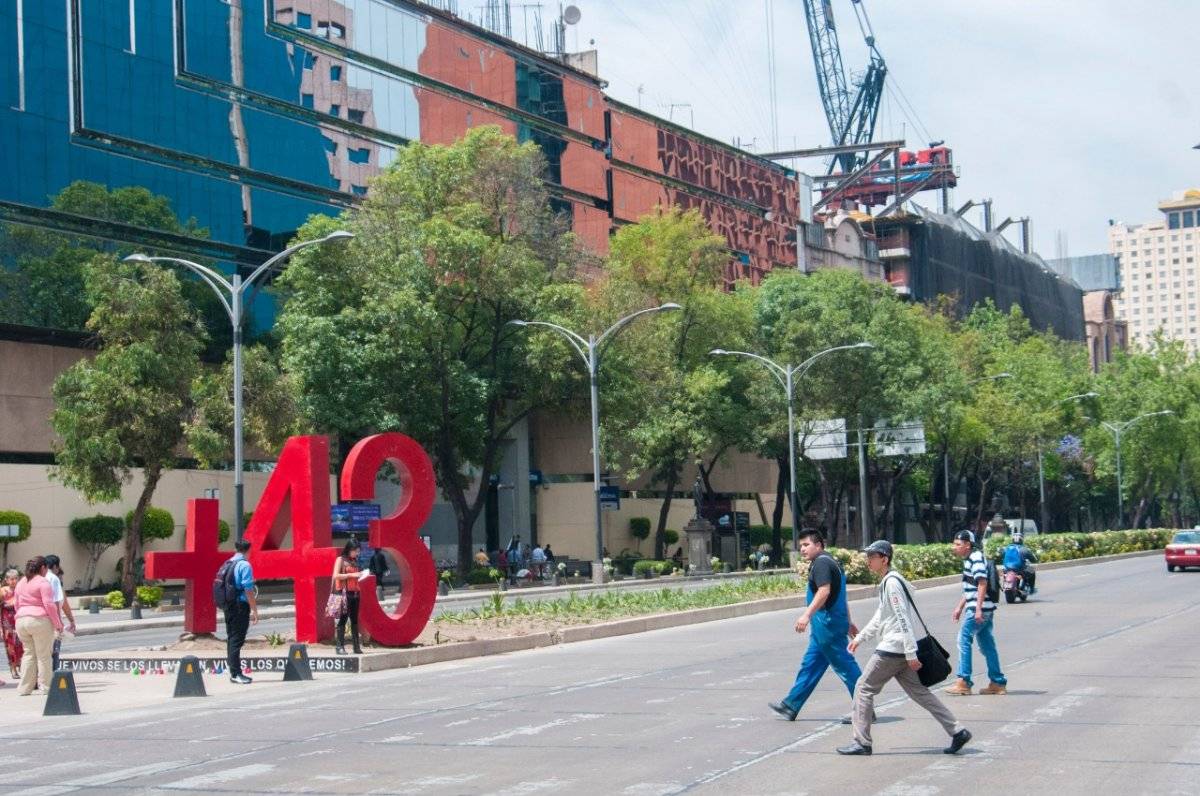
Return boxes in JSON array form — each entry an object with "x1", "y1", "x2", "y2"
[{"x1": 769, "y1": 529, "x2": 862, "y2": 722}]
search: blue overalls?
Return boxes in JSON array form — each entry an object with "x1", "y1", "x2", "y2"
[{"x1": 783, "y1": 562, "x2": 862, "y2": 712}]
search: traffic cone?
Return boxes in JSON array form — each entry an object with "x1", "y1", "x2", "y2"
[{"x1": 44, "y1": 670, "x2": 82, "y2": 716}]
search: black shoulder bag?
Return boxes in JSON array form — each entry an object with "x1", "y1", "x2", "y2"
[{"x1": 881, "y1": 574, "x2": 952, "y2": 687}]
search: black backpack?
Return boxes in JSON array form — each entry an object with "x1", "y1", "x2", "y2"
[
  {"x1": 213, "y1": 558, "x2": 240, "y2": 611},
  {"x1": 985, "y1": 559, "x2": 1001, "y2": 605}
]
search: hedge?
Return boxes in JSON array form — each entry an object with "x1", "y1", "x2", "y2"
[
  {"x1": 632, "y1": 559, "x2": 675, "y2": 577},
  {"x1": 798, "y1": 529, "x2": 1172, "y2": 585},
  {"x1": 125, "y1": 507, "x2": 175, "y2": 542}
]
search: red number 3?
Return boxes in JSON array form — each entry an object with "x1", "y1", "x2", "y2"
[{"x1": 340, "y1": 433, "x2": 437, "y2": 646}]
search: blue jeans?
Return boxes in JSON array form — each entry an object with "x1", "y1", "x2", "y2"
[
  {"x1": 783, "y1": 624, "x2": 862, "y2": 712},
  {"x1": 957, "y1": 611, "x2": 1006, "y2": 687}
]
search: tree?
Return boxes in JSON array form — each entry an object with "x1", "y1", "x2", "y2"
[
  {"x1": 51, "y1": 256, "x2": 206, "y2": 596},
  {"x1": 277, "y1": 126, "x2": 587, "y2": 575},
  {"x1": 0, "y1": 510, "x2": 31, "y2": 569},
  {"x1": 595, "y1": 207, "x2": 753, "y2": 559},
  {"x1": 68, "y1": 514, "x2": 124, "y2": 590}
]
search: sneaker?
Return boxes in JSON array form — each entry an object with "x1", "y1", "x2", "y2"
[
  {"x1": 944, "y1": 678, "x2": 972, "y2": 696},
  {"x1": 230, "y1": 674, "x2": 253, "y2": 685},
  {"x1": 980, "y1": 682, "x2": 1007, "y2": 695},
  {"x1": 944, "y1": 728, "x2": 972, "y2": 754}
]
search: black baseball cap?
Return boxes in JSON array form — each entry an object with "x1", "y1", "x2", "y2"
[
  {"x1": 953, "y1": 530, "x2": 976, "y2": 544},
  {"x1": 862, "y1": 540, "x2": 893, "y2": 558}
]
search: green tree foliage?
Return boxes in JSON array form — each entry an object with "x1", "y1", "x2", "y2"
[
  {"x1": 68, "y1": 514, "x2": 124, "y2": 590},
  {"x1": 276, "y1": 126, "x2": 587, "y2": 574},
  {"x1": 594, "y1": 208, "x2": 756, "y2": 558},
  {"x1": 0, "y1": 510, "x2": 31, "y2": 569},
  {"x1": 51, "y1": 257, "x2": 205, "y2": 596}
]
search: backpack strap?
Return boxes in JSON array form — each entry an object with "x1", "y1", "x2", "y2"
[{"x1": 881, "y1": 572, "x2": 931, "y2": 637}]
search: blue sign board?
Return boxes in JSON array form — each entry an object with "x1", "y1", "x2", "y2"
[
  {"x1": 598, "y1": 486, "x2": 621, "y2": 512},
  {"x1": 331, "y1": 503, "x2": 382, "y2": 533}
]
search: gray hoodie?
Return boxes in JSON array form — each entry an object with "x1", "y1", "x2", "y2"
[{"x1": 852, "y1": 571, "x2": 919, "y2": 660}]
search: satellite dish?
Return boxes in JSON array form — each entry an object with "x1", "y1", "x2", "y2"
[{"x1": 563, "y1": 5, "x2": 582, "y2": 25}]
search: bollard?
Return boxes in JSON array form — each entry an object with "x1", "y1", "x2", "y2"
[
  {"x1": 283, "y1": 643, "x2": 313, "y2": 681},
  {"x1": 173, "y1": 655, "x2": 207, "y2": 697},
  {"x1": 129, "y1": 601, "x2": 142, "y2": 620},
  {"x1": 44, "y1": 670, "x2": 82, "y2": 716},
  {"x1": 88, "y1": 602, "x2": 100, "y2": 615}
]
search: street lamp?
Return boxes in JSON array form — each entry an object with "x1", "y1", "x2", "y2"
[
  {"x1": 943, "y1": 372, "x2": 1011, "y2": 537},
  {"x1": 710, "y1": 342, "x2": 874, "y2": 557},
  {"x1": 1091, "y1": 410, "x2": 1174, "y2": 527},
  {"x1": 1035, "y1": 391, "x2": 1099, "y2": 534},
  {"x1": 509, "y1": 303, "x2": 680, "y2": 583},
  {"x1": 124, "y1": 230, "x2": 353, "y2": 540}
]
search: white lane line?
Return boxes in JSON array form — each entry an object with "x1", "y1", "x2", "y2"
[
  {"x1": 159, "y1": 763, "x2": 275, "y2": 790},
  {"x1": 464, "y1": 713, "x2": 603, "y2": 746},
  {"x1": 371, "y1": 773, "x2": 482, "y2": 794},
  {"x1": 22, "y1": 761, "x2": 187, "y2": 796}
]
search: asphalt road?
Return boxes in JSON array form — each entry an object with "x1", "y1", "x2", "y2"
[{"x1": 4, "y1": 554, "x2": 1196, "y2": 795}]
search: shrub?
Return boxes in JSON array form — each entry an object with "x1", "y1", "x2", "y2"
[
  {"x1": 218, "y1": 520, "x2": 231, "y2": 544},
  {"x1": 135, "y1": 584, "x2": 164, "y2": 607},
  {"x1": 125, "y1": 507, "x2": 175, "y2": 542},
  {"x1": 661, "y1": 529, "x2": 680, "y2": 546},
  {"x1": 69, "y1": 513, "x2": 124, "y2": 589},
  {"x1": 613, "y1": 550, "x2": 644, "y2": 575},
  {"x1": 633, "y1": 559, "x2": 668, "y2": 577},
  {"x1": 747, "y1": 525, "x2": 773, "y2": 547},
  {"x1": 467, "y1": 567, "x2": 498, "y2": 585},
  {"x1": 106, "y1": 590, "x2": 126, "y2": 609},
  {"x1": 0, "y1": 509, "x2": 31, "y2": 566},
  {"x1": 629, "y1": 517, "x2": 651, "y2": 546}
]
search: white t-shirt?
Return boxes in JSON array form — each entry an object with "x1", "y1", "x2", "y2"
[{"x1": 46, "y1": 570, "x2": 65, "y2": 603}]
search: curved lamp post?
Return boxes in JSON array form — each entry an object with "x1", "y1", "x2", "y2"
[
  {"x1": 709, "y1": 342, "x2": 874, "y2": 556},
  {"x1": 509, "y1": 303, "x2": 680, "y2": 583},
  {"x1": 1091, "y1": 410, "x2": 1174, "y2": 527},
  {"x1": 125, "y1": 230, "x2": 353, "y2": 540}
]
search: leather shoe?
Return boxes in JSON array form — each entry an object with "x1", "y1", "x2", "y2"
[
  {"x1": 944, "y1": 728, "x2": 971, "y2": 754},
  {"x1": 768, "y1": 701, "x2": 797, "y2": 721},
  {"x1": 836, "y1": 741, "x2": 872, "y2": 755}
]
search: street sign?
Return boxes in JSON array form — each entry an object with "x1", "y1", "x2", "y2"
[
  {"x1": 598, "y1": 485, "x2": 621, "y2": 511},
  {"x1": 874, "y1": 420, "x2": 927, "y2": 456},
  {"x1": 331, "y1": 503, "x2": 382, "y2": 533},
  {"x1": 801, "y1": 418, "x2": 847, "y2": 460}
]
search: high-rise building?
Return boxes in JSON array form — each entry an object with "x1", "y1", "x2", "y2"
[{"x1": 1110, "y1": 190, "x2": 1200, "y2": 350}]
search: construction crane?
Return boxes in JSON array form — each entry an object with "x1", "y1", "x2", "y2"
[
  {"x1": 798, "y1": 0, "x2": 956, "y2": 210},
  {"x1": 803, "y1": 0, "x2": 886, "y2": 173}
]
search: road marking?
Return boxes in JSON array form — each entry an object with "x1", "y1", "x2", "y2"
[
  {"x1": 22, "y1": 761, "x2": 187, "y2": 796},
  {"x1": 480, "y1": 778, "x2": 573, "y2": 795},
  {"x1": 159, "y1": 763, "x2": 275, "y2": 790},
  {"x1": 464, "y1": 713, "x2": 603, "y2": 746}
]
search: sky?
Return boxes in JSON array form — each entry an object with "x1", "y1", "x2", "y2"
[{"x1": 534, "y1": 0, "x2": 1200, "y2": 257}]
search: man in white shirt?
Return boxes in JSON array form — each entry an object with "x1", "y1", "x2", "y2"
[
  {"x1": 837, "y1": 540, "x2": 970, "y2": 757},
  {"x1": 43, "y1": 554, "x2": 77, "y2": 672}
]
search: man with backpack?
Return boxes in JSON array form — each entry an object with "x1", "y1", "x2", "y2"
[
  {"x1": 945, "y1": 530, "x2": 1006, "y2": 696},
  {"x1": 1002, "y1": 530, "x2": 1038, "y2": 593},
  {"x1": 837, "y1": 540, "x2": 971, "y2": 756},
  {"x1": 215, "y1": 539, "x2": 258, "y2": 684}
]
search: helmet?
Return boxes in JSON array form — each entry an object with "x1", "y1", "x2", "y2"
[{"x1": 1012, "y1": 530, "x2": 1024, "y2": 543}]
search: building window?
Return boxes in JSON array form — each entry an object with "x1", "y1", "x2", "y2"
[
  {"x1": 1186, "y1": 211, "x2": 1196, "y2": 228},
  {"x1": 330, "y1": 65, "x2": 342, "y2": 81},
  {"x1": 1169, "y1": 213, "x2": 1181, "y2": 230},
  {"x1": 350, "y1": 184, "x2": 368, "y2": 196},
  {"x1": 329, "y1": 104, "x2": 341, "y2": 117},
  {"x1": 348, "y1": 147, "x2": 370, "y2": 164},
  {"x1": 303, "y1": 51, "x2": 316, "y2": 69},
  {"x1": 348, "y1": 109, "x2": 365, "y2": 124},
  {"x1": 297, "y1": 12, "x2": 312, "y2": 29},
  {"x1": 301, "y1": 93, "x2": 314, "y2": 109},
  {"x1": 322, "y1": 137, "x2": 337, "y2": 154}
]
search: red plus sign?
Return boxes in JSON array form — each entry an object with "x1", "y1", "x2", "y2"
[{"x1": 145, "y1": 498, "x2": 228, "y2": 634}]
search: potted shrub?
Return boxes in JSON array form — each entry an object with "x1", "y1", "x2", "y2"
[{"x1": 629, "y1": 517, "x2": 651, "y2": 553}]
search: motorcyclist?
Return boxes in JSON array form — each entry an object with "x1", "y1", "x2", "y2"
[{"x1": 1001, "y1": 531, "x2": 1038, "y2": 593}]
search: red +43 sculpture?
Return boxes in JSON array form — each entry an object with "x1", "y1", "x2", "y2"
[{"x1": 145, "y1": 432, "x2": 438, "y2": 647}]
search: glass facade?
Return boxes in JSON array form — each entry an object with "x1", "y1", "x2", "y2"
[{"x1": 0, "y1": 0, "x2": 797, "y2": 333}]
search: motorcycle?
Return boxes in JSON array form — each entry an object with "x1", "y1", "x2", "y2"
[{"x1": 1002, "y1": 567, "x2": 1033, "y2": 603}]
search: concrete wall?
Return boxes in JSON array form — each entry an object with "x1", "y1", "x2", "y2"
[{"x1": 0, "y1": 340, "x2": 88, "y2": 453}]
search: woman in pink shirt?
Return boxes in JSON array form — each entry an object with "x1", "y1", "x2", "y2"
[{"x1": 14, "y1": 556, "x2": 63, "y2": 696}]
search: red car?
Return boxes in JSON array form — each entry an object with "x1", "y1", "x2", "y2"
[{"x1": 1165, "y1": 531, "x2": 1200, "y2": 572}]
